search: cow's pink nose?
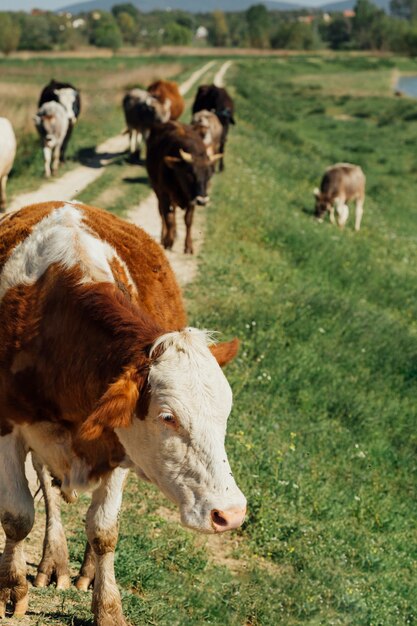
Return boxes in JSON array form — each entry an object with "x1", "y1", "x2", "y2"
[{"x1": 210, "y1": 507, "x2": 246, "y2": 532}]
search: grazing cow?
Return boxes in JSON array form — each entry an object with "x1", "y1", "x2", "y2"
[
  {"x1": 122, "y1": 88, "x2": 169, "y2": 159},
  {"x1": 147, "y1": 79, "x2": 184, "y2": 121},
  {"x1": 191, "y1": 109, "x2": 223, "y2": 159},
  {"x1": 314, "y1": 163, "x2": 366, "y2": 231},
  {"x1": 192, "y1": 84, "x2": 235, "y2": 172},
  {"x1": 0, "y1": 201, "x2": 246, "y2": 625},
  {"x1": 146, "y1": 121, "x2": 221, "y2": 254},
  {"x1": 0, "y1": 118, "x2": 16, "y2": 212},
  {"x1": 38, "y1": 79, "x2": 81, "y2": 163},
  {"x1": 34, "y1": 101, "x2": 69, "y2": 178}
]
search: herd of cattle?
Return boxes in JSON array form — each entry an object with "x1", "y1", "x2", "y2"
[
  {"x1": 0, "y1": 74, "x2": 366, "y2": 250},
  {"x1": 0, "y1": 77, "x2": 236, "y2": 253},
  {"x1": 0, "y1": 67, "x2": 368, "y2": 626}
]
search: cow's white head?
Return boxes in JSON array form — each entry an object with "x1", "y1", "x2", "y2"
[{"x1": 114, "y1": 328, "x2": 246, "y2": 533}]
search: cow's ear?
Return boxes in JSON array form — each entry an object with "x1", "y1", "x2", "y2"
[
  {"x1": 79, "y1": 368, "x2": 140, "y2": 440},
  {"x1": 164, "y1": 155, "x2": 181, "y2": 168},
  {"x1": 313, "y1": 187, "x2": 320, "y2": 199},
  {"x1": 230, "y1": 115, "x2": 236, "y2": 125},
  {"x1": 210, "y1": 338, "x2": 240, "y2": 367}
]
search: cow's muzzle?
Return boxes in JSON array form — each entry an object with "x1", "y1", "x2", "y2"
[{"x1": 195, "y1": 195, "x2": 209, "y2": 206}]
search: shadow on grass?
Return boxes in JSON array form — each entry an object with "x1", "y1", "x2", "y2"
[
  {"x1": 26, "y1": 612, "x2": 92, "y2": 626},
  {"x1": 122, "y1": 175, "x2": 149, "y2": 186},
  {"x1": 302, "y1": 206, "x2": 315, "y2": 216},
  {"x1": 76, "y1": 146, "x2": 127, "y2": 169}
]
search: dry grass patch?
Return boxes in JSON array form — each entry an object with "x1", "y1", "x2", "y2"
[{"x1": 98, "y1": 63, "x2": 183, "y2": 90}]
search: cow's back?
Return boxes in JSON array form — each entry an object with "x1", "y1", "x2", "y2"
[
  {"x1": 322, "y1": 163, "x2": 365, "y2": 200},
  {"x1": 193, "y1": 85, "x2": 235, "y2": 119},
  {"x1": 0, "y1": 202, "x2": 186, "y2": 330},
  {"x1": 148, "y1": 80, "x2": 184, "y2": 120}
]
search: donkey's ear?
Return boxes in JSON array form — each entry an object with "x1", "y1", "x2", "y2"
[
  {"x1": 210, "y1": 338, "x2": 240, "y2": 367},
  {"x1": 79, "y1": 368, "x2": 140, "y2": 441}
]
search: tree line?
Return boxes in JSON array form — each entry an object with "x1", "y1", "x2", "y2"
[{"x1": 1, "y1": 0, "x2": 417, "y2": 55}]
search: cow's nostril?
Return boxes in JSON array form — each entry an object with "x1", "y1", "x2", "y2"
[{"x1": 211, "y1": 509, "x2": 228, "y2": 527}]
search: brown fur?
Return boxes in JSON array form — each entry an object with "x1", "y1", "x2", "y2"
[
  {"x1": 0, "y1": 202, "x2": 187, "y2": 479},
  {"x1": 147, "y1": 80, "x2": 184, "y2": 120}
]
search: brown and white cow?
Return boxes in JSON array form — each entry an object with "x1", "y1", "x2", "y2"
[
  {"x1": 314, "y1": 163, "x2": 366, "y2": 231},
  {"x1": 146, "y1": 121, "x2": 221, "y2": 254},
  {"x1": 192, "y1": 85, "x2": 235, "y2": 172},
  {"x1": 147, "y1": 79, "x2": 184, "y2": 121},
  {"x1": 0, "y1": 201, "x2": 246, "y2": 625},
  {"x1": 191, "y1": 109, "x2": 223, "y2": 159}
]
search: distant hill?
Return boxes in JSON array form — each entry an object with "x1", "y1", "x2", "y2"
[
  {"x1": 58, "y1": 0, "x2": 302, "y2": 14},
  {"x1": 320, "y1": 0, "x2": 389, "y2": 11},
  {"x1": 58, "y1": 0, "x2": 390, "y2": 14}
]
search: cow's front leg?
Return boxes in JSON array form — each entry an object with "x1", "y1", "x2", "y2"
[
  {"x1": 0, "y1": 431, "x2": 34, "y2": 618},
  {"x1": 31, "y1": 455, "x2": 70, "y2": 590},
  {"x1": 52, "y1": 146, "x2": 60, "y2": 176},
  {"x1": 184, "y1": 205, "x2": 195, "y2": 254},
  {"x1": 335, "y1": 199, "x2": 349, "y2": 228},
  {"x1": 354, "y1": 198, "x2": 364, "y2": 231},
  {"x1": 76, "y1": 541, "x2": 95, "y2": 591},
  {"x1": 86, "y1": 467, "x2": 129, "y2": 626},
  {"x1": 0, "y1": 175, "x2": 8, "y2": 212},
  {"x1": 43, "y1": 146, "x2": 52, "y2": 178},
  {"x1": 158, "y1": 195, "x2": 176, "y2": 250}
]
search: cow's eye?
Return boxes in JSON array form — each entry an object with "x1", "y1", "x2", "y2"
[{"x1": 160, "y1": 413, "x2": 177, "y2": 427}]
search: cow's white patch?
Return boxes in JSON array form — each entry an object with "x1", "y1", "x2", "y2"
[
  {"x1": 19, "y1": 422, "x2": 96, "y2": 499},
  {"x1": 54, "y1": 88, "x2": 77, "y2": 122},
  {"x1": 116, "y1": 327, "x2": 246, "y2": 533},
  {"x1": 0, "y1": 203, "x2": 135, "y2": 302}
]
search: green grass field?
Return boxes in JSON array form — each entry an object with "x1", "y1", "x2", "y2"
[{"x1": 1, "y1": 53, "x2": 417, "y2": 625}]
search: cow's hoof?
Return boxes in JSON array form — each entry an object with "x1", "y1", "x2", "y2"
[
  {"x1": 12, "y1": 593, "x2": 29, "y2": 618},
  {"x1": 34, "y1": 572, "x2": 70, "y2": 590},
  {"x1": 76, "y1": 575, "x2": 93, "y2": 592},
  {"x1": 0, "y1": 590, "x2": 29, "y2": 619},
  {"x1": 34, "y1": 545, "x2": 71, "y2": 590}
]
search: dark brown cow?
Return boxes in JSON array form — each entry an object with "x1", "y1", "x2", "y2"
[
  {"x1": 146, "y1": 121, "x2": 221, "y2": 254},
  {"x1": 192, "y1": 84, "x2": 235, "y2": 172}
]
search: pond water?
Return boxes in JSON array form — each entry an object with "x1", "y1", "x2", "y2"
[{"x1": 397, "y1": 75, "x2": 417, "y2": 98}]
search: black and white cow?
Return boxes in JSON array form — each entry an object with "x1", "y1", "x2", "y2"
[
  {"x1": 38, "y1": 79, "x2": 81, "y2": 163},
  {"x1": 34, "y1": 101, "x2": 69, "y2": 178}
]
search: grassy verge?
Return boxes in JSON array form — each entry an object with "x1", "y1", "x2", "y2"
[{"x1": 185, "y1": 55, "x2": 417, "y2": 624}]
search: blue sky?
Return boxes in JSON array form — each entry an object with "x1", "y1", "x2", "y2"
[{"x1": 0, "y1": 0, "x2": 323, "y2": 11}]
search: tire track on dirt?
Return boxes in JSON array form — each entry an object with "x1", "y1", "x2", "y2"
[
  {"x1": 7, "y1": 61, "x2": 216, "y2": 214},
  {"x1": 126, "y1": 61, "x2": 233, "y2": 287}
]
